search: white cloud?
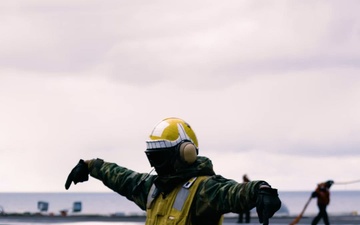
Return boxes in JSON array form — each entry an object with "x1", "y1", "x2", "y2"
[{"x1": 0, "y1": 1, "x2": 360, "y2": 192}]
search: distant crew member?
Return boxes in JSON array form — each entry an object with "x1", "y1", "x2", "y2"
[
  {"x1": 311, "y1": 180, "x2": 334, "y2": 225},
  {"x1": 238, "y1": 174, "x2": 251, "y2": 223}
]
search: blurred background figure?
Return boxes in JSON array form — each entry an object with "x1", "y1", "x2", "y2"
[
  {"x1": 237, "y1": 174, "x2": 251, "y2": 223},
  {"x1": 311, "y1": 180, "x2": 334, "y2": 225}
]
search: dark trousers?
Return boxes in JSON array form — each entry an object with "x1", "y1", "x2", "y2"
[
  {"x1": 311, "y1": 204, "x2": 329, "y2": 225},
  {"x1": 237, "y1": 210, "x2": 250, "y2": 223}
]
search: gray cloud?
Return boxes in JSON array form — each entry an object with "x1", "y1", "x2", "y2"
[{"x1": 1, "y1": 1, "x2": 359, "y2": 83}]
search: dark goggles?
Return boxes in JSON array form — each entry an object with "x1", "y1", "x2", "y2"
[{"x1": 145, "y1": 147, "x2": 177, "y2": 168}]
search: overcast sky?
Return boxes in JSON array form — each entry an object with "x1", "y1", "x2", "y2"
[{"x1": 1, "y1": 1, "x2": 360, "y2": 193}]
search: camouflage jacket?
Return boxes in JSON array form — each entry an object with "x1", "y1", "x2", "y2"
[{"x1": 88, "y1": 156, "x2": 264, "y2": 224}]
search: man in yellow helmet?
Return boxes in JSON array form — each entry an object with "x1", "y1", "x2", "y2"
[{"x1": 65, "y1": 117, "x2": 281, "y2": 225}]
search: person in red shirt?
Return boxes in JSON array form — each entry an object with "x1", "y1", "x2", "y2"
[{"x1": 311, "y1": 180, "x2": 334, "y2": 225}]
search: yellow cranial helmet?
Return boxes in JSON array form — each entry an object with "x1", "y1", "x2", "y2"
[
  {"x1": 145, "y1": 118, "x2": 199, "y2": 174},
  {"x1": 146, "y1": 117, "x2": 198, "y2": 150}
]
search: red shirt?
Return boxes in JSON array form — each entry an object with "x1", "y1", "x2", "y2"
[{"x1": 315, "y1": 183, "x2": 330, "y2": 205}]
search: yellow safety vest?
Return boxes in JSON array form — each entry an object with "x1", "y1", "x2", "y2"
[{"x1": 145, "y1": 176, "x2": 222, "y2": 225}]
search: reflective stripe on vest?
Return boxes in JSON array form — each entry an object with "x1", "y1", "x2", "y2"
[{"x1": 173, "y1": 177, "x2": 197, "y2": 210}]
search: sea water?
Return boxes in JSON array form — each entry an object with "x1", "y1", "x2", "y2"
[
  {"x1": 1, "y1": 191, "x2": 359, "y2": 216},
  {"x1": 0, "y1": 191, "x2": 359, "y2": 217}
]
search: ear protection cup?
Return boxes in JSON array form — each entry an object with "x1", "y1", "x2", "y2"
[{"x1": 179, "y1": 142, "x2": 198, "y2": 164}]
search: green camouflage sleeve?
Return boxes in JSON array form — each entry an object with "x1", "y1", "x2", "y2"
[
  {"x1": 195, "y1": 175, "x2": 263, "y2": 215},
  {"x1": 87, "y1": 158, "x2": 156, "y2": 210}
]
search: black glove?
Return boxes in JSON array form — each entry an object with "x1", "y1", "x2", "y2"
[
  {"x1": 65, "y1": 159, "x2": 89, "y2": 190},
  {"x1": 311, "y1": 191, "x2": 317, "y2": 198},
  {"x1": 256, "y1": 185, "x2": 281, "y2": 225}
]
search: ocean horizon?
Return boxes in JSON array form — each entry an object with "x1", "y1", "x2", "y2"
[{"x1": 1, "y1": 190, "x2": 359, "y2": 217}]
